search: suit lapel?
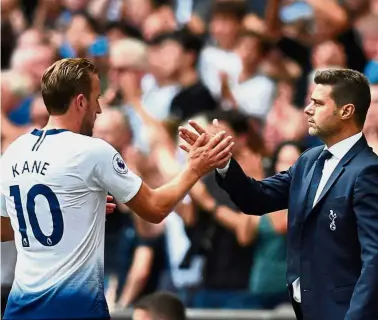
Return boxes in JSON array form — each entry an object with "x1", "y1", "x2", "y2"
[
  {"x1": 296, "y1": 150, "x2": 323, "y2": 219},
  {"x1": 304, "y1": 136, "x2": 368, "y2": 220},
  {"x1": 311, "y1": 165, "x2": 345, "y2": 212}
]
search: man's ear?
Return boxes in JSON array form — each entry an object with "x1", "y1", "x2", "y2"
[
  {"x1": 340, "y1": 103, "x2": 355, "y2": 120},
  {"x1": 75, "y1": 94, "x2": 86, "y2": 109}
]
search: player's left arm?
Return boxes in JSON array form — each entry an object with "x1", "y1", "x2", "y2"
[
  {"x1": 1, "y1": 193, "x2": 14, "y2": 242},
  {"x1": 345, "y1": 164, "x2": 378, "y2": 319}
]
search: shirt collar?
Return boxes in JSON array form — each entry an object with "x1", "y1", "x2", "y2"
[{"x1": 325, "y1": 132, "x2": 363, "y2": 160}]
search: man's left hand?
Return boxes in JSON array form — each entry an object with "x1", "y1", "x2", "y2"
[{"x1": 106, "y1": 195, "x2": 116, "y2": 214}]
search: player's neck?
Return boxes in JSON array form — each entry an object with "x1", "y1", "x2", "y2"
[{"x1": 43, "y1": 115, "x2": 80, "y2": 133}]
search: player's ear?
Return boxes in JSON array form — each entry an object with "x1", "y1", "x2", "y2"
[{"x1": 76, "y1": 94, "x2": 86, "y2": 110}]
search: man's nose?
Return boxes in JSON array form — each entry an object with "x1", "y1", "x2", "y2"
[{"x1": 304, "y1": 103, "x2": 313, "y2": 115}]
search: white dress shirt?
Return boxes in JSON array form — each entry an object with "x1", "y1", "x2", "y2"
[{"x1": 217, "y1": 132, "x2": 363, "y2": 302}]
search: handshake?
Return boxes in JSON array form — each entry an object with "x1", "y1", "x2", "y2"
[{"x1": 178, "y1": 119, "x2": 234, "y2": 177}]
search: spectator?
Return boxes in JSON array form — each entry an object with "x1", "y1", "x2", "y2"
[
  {"x1": 105, "y1": 21, "x2": 143, "y2": 43},
  {"x1": 138, "y1": 1, "x2": 177, "y2": 41},
  {"x1": 185, "y1": 110, "x2": 264, "y2": 309},
  {"x1": 59, "y1": 12, "x2": 99, "y2": 58},
  {"x1": 132, "y1": 292, "x2": 186, "y2": 320},
  {"x1": 199, "y1": 0, "x2": 246, "y2": 98},
  {"x1": 11, "y1": 44, "x2": 56, "y2": 91},
  {"x1": 264, "y1": 82, "x2": 308, "y2": 154},
  {"x1": 94, "y1": 109, "x2": 167, "y2": 310},
  {"x1": 221, "y1": 30, "x2": 277, "y2": 124},
  {"x1": 1, "y1": 70, "x2": 34, "y2": 148},
  {"x1": 173, "y1": 0, "x2": 212, "y2": 34},
  {"x1": 364, "y1": 83, "x2": 378, "y2": 154},
  {"x1": 167, "y1": 29, "x2": 218, "y2": 123},
  {"x1": 356, "y1": 14, "x2": 378, "y2": 83},
  {"x1": 16, "y1": 28, "x2": 47, "y2": 48},
  {"x1": 107, "y1": 38, "x2": 147, "y2": 105},
  {"x1": 138, "y1": 33, "x2": 183, "y2": 121}
]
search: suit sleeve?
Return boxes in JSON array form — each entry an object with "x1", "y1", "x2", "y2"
[
  {"x1": 345, "y1": 164, "x2": 378, "y2": 319},
  {"x1": 215, "y1": 158, "x2": 293, "y2": 215}
]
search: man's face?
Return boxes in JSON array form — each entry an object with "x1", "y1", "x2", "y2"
[
  {"x1": 93, "y1": 114, "x2": 131, "y2": 151},
  {"x1": 304, "y1": 84, "x2": 342, "y2": 139},
  {"x1": 109, "y1": 52, "x2": 144, "y2": 96},
  {"x1": 275, "y1": 145, "x2": 301, "y2": 173},
  {"x1": 361, "y1": 32, "x2": 378, "y2": 60},
  {"x1": 17, "y1": 29, "x2": 44, "y2": 48},
  {"x1": 148, "y1": 40, "x2": 182, "y2": 80},
  {"x1": 12, "y1": 46, "x2": 55, "y2": 88},
  {"x1": 63, "y1": 0, "x2": 88, "y2": 12},
  {"x1": 109, "y1": 53, "x2": 130, "y2": 85},
  {"x1": 235, "y1": 36, "x2": 262, "y2": 66},
  {"x1": 132, "y1": 309, "x2": 153, "y2": 320},
  {"x1": 210, "y1": 15, "x2": 240, "y2": 50},
  {"x1": 80, "y1": 74, "x2": 102, "y2": 136}
]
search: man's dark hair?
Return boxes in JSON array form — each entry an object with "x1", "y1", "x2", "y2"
[
  {"x1": 105, "y1": 21, "x2": 143, "y2": 40},
  {"x1": 314, "y1": 69, "x2": 371, "y2": 127},
  {"x1": 41, "y1": 58, "x2": 98, "y2": 115},
  {"x1": 212, "y1": 0, "x2": 247, "y2": 21},
  {"x1": 206, "y1": 110, "x2": 249, "y2": 134},
  {"x1": 148, "y1": 28, "x2": 204, "y2": 65},
  {"x1": 269, "y1": 140, "x2": 305, "y2": 176},
  {"x1": 70, "y1": 12, "x2": 101, "y2": 34},
  {"x1": 238, "y1": 29, "x2": 272, "y2": 56},
  {"x1": 133, "y1": 292, "x2": 186, "y2": 320},
  {"x1": 206, "y1": 110, "x2": 266, "y2": 155}
]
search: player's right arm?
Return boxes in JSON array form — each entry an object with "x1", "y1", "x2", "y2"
[
  {"x1": 125, "y1": 167, "x2": 203, "y2": 223},
  {"x1": 85, "y1": 132, "x2": 232, "y2": 224}
]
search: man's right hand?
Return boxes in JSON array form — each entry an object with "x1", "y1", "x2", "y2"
[
  {"x1": 178, "y1": 119, "x2": 233, "y2": 169},
  {"x1": 182, "y1": 130, "x2": 233, "y2": 177}
]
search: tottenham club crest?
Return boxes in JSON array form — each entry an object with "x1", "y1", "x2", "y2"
[
  {"x1": 112, "y1": 153, "x2": 128, "y2": 174},
  {"x1": 329, "y1": 210, "x2": 337, "y2": 231}
]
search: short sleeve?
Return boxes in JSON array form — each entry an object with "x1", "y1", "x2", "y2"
[
  {"x1": 82, "y1": 139, "x2": 142, "y2": 203},
  {"x1": 1, "y1": 193, "x2": 9, "y2": 217}
]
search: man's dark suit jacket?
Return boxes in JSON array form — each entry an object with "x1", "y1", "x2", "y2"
[{"x1": 216, "y1": 136, "x2": 378, "y2": 320}]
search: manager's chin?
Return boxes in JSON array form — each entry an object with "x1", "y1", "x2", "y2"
[{"x1": 307, "y1": 123, "x2": 318, "y2": 136}]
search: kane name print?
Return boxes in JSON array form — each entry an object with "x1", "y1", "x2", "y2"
[{"x1": 12, "y1": 161, "x2": 50, "y2": 177}]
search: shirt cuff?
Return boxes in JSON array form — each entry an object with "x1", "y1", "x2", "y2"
[{"x1": 216, "y1": 159, "x2": 231, "y2": 177}]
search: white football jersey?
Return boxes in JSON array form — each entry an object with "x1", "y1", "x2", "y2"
[{"x1": 0, "y1": 128, "x2": 142, "y2": 319}]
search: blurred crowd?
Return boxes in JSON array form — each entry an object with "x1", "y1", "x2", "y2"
[{"x1": 1, "y1": 0, "x2": 378, "y2": 313}]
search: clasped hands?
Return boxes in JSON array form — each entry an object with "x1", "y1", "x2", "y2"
[{"x1": 178, "y1": 119, "x2": 234, "y2": 176}]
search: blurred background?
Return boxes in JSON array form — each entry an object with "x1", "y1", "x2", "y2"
[{"x1": 1, "y1": 0, "x2": 378, "y2": 318}]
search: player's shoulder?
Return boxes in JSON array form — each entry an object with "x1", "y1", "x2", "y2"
[
  {"x1": 79, "y1": 136, "x2": 114, "y2": 155},
  {"x1": 74, "y1": 136, "x2": 120, "y2": 166},
  {"x1": 1, "y1": 133, "x2": 33, "y2": 161},
  {"x1": 75, "y1": 137, "x2": 129, "y2": 177},
  {"x1": 51, "y1": 131, "x2": 112, "y2": 155}
]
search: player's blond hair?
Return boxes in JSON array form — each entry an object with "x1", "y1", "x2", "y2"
[{"x1": 41, "y1": 58, "x2": 98, "y2": 115}]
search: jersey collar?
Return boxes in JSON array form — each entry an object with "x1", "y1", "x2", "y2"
[{"x1": 31, "y1": 129, "x2": 70, "y2": 136}]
